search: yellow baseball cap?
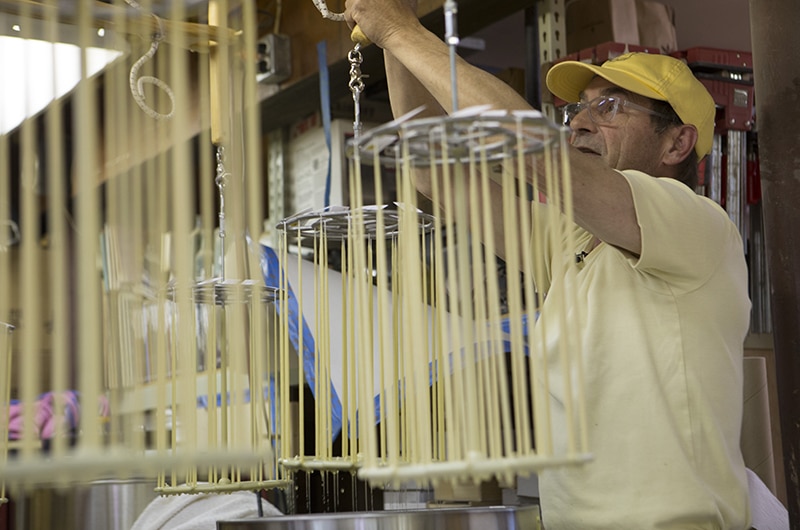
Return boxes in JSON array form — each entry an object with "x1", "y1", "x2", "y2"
[{"x1": 546, "y1": 52, "x2": 716, "y2": 157}]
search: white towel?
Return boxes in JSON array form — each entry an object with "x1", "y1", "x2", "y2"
[
  {"x1": 131, "y1": 489, "x2": 282, "y2": 530},
  {"x1": 747, "y1": 468, "x2": 789, "y2": 530}
]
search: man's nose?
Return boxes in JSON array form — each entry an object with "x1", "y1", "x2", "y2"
[{"x1": 568, "y1": 107, "x2": 594, "y2": 131}]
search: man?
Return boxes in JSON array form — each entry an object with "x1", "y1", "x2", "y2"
[{"x1": 344, "y1": 1, "x2": 752, "y2": 528}]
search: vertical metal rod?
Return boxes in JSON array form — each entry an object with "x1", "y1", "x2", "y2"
[
  {"x1": 524, "y1": 4, "x2": 541, "y2": 108},
  {"x1": 726, "y1": 130, "x2": 747, "y2": 242},
  {"x1": 443, "y1": 0, "x2": 459, "y2": 112},
  {"x1": 709, "y1": 135, "x2": 723, "y2": 205},
  {"x1": 749, "y1": 0, "x2": 800, "y2": 522}
]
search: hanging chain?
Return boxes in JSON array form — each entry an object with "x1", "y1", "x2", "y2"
[
  {"x1": 348, "y1": 43, "x2": 366, "y2": 140},
  {"x1": 311, "y1": 0, "x2": 367, "y2": 139},
  {"x1": 215, "y1": 145, "x2": 231, "y2": 279}
]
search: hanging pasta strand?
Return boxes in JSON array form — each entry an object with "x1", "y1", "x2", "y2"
[
  {"x1": 343, "y1": 108, "x2": 591, "y2": 488},
  {"x1": 272, "y1": 0, "x2": 377, "y2": 481},
  {"x1": 0, "y1": 0, "x2": 599, "y2": 520},
  {"x1": 0, "y1": 0, "x2": 285, "y2": 497}
]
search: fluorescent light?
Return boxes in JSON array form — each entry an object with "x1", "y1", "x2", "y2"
[{"x1": 0, "y1": 36, "x2": 122, "y2": 134}]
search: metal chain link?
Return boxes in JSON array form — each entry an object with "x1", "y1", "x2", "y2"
[
  {"x1": 311, "y1": 1, "x2": 367, "y2": 138},
  {"x1": 348, "y1": 43, "x2": 366, "y2": 139},
  {"x1": 215, "y1": 145, "x2": 231, "y2": 278}
]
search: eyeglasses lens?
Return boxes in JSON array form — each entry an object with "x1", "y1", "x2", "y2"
[
  {"x1": 563, "y1": 97, "x2": 621, "y2": 126},
  {"x1": 592, "y1": 97, "x2": 619, "y2": 122}
]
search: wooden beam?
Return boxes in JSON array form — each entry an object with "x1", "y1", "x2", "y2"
[
  {"x1": 0, "y1": 0, "x2": 238, "y2": 51},
  {"x1": 750, "y1": 0, "x2": 800, "y2": 524}
]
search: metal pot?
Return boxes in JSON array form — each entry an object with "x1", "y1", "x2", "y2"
[
  {"x1": 12, "y1": 478, "x2": 158, "y2": 530},
  {"x1": 217, "y1": 505, "x2": 541, "y2": 530}
]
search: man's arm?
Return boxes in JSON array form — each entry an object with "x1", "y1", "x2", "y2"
[
  {"x1": 384, "y1": 49, "x2": 443, "y2": 119},
  {"x1": 345, "y1": 0, "x2": 642, "y2": 257},
  {"x1": 380, "y1": 23, "x2": 517, "y2": 260}
]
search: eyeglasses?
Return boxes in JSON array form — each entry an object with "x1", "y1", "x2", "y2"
[{"x1": 561, "y1": 95, "x2": 673, "y2": 127}]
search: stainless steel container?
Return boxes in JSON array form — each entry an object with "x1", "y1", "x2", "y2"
[
  {"x1": 217, "y1": 505, "x2": 541, "y2": 530},
  {"x1": 14, "y1": 478, "x2": 158, "y2": 530}
]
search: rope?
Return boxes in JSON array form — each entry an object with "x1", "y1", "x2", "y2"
[
  {"x1": 311, "y1": 0, "x2": 345, "y2": 21},
  {"x1": 126, "y1": 2, "x2": 175, "y2": 120}
]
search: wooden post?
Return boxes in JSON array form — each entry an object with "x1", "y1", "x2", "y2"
[
  {"x1": 749, "y1": 0, "x2": 800, "y2": 523},
  {"x1": 209, "y1": 0, "x2": 229, "y2": 146}
]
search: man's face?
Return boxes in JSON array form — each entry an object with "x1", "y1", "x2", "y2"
[{"x1": 567, "y1": 77, "x2": 669, "y2": 174}]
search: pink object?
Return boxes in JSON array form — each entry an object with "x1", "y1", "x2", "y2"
[{"x1": 5, "y1": 391, "x2": 106, "y2": 441}]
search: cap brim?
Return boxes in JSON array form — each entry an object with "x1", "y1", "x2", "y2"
[{"x1": 546, "y1": 61, "x2": 667, "y2": 103}]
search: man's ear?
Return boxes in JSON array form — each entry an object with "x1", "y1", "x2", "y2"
[{"x1": 663, "y1": 124, "x2": 698, "y2": 166}]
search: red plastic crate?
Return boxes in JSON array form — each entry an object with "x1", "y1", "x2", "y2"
[
  {"x1": 671, "y1": 47, "x2": 752, "y2": 71},
  {"x1": 672, "y1": 47, "x2": 755, "y2": 132},
  {"x1": 592, "y1": 42, "x2": 663, "y2": 63}
]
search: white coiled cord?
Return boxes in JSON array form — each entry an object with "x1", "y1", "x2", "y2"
[
  {"x1": 126, "y1": 1, "x2": 175, "y2": 120},
  {"x1": 311, "y1": 0, "x2": 345, "y2": 21}
]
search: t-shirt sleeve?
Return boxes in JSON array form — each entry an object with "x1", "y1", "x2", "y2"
[{"x1": 621, "y1": 169, "x2": 738, "y2": 293}]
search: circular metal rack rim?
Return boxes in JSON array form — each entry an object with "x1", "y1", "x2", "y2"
[
  {"x1": 167, "y1": 279, "x2": 284, "y2": 305},
  {"x1": 276, "y1": 205, "x2": 437, "y2": 243},
  {"x1": 346, "y1": 109, "x2": 565, "y2": 168}
]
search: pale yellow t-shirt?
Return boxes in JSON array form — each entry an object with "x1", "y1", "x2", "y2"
[{"x1": 535, "y1": 170, "x2": 752, "y2": 529}]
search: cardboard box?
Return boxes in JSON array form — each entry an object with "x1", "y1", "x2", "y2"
[
  {"x1": 567, "y1": 0, "x2": 639, "y2": 54},
  {"x1": 635, "y1": 0, "x2": 678, "y2": 53},
  {"x1": 566, "y1": 0, "x2": 678, "y2": 55}
]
